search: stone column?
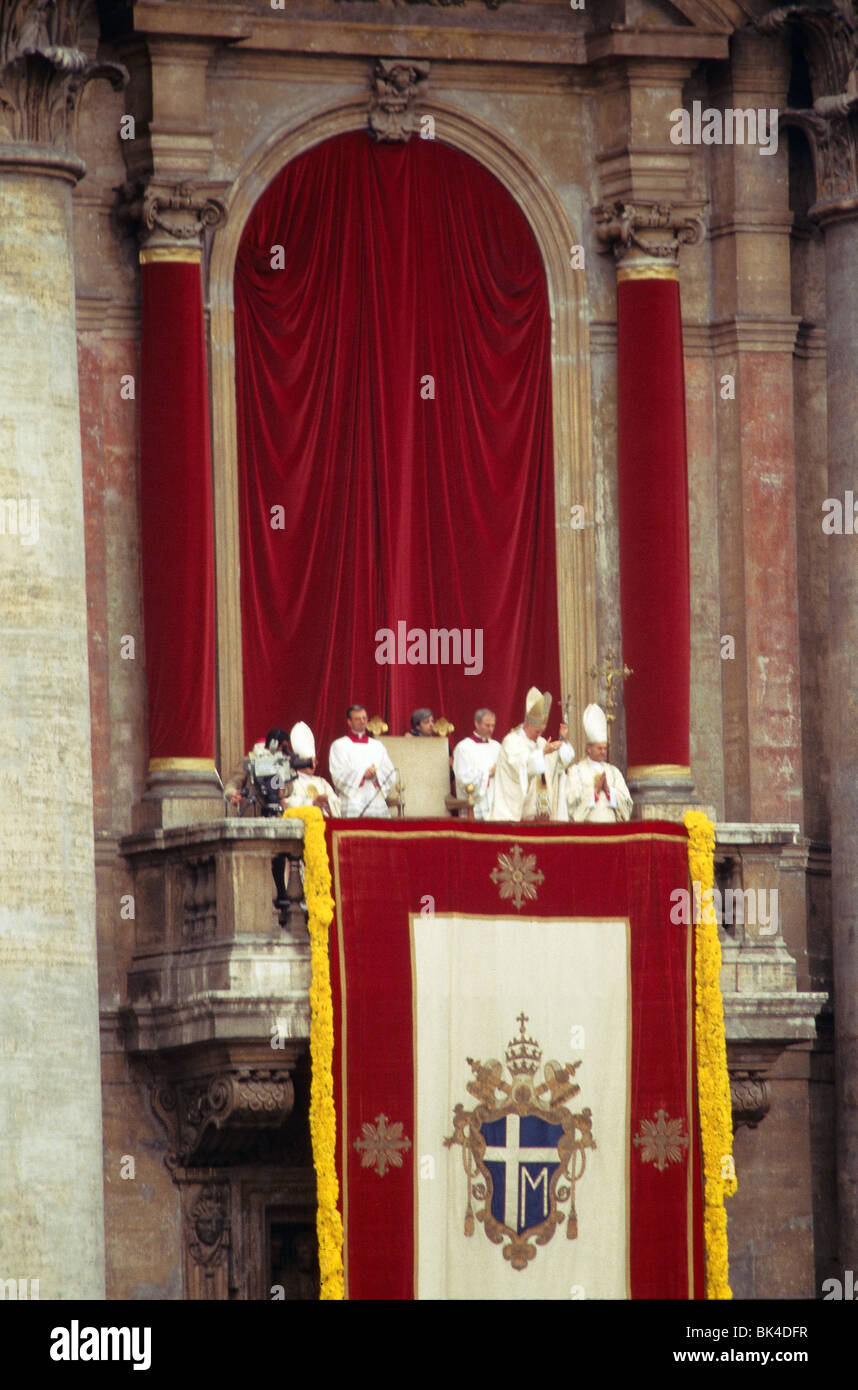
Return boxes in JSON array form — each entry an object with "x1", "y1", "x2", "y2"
[
  {"x1": 130, "y1": 184, "x2": 226, "y2": 829},
  {"x1": 0, "y1": 0, "x2": 124, "y2": 1298},
  {"x1": 761, "y1": 0, "x2": 858, "y2": 1270},
  {"x1": 116, "y1": 35, "x2": 228, "y2": 829},
  {"x1": 594, "y1": 201, "x2": 705, "y2": 816}
]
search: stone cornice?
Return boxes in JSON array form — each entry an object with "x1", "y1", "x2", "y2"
[
  {"x1": 708, "y1": 315, "x2": 802, "y2": 355},
  {"x1": 707, "y1": 211, "x2": 796, "y2": 240},
  {"x1": 122, "y1": 0, "x2": 737, "y2": 67}
]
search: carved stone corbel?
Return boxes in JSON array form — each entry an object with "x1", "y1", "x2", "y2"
[
  {"x1": 730, "y1": 1071, "x2": 771, "y2": 1130},
  {"x1": 368, "y1": 57, "x2": 430, "y2": 143},
  {"x1": 593, "y1": 200, "x2": 706, "y2": 263},
  {"x1": 151, "y1": 1056, "x2": 301, "y2": 1170},
  {"x1": 0, "y1": 0, "x2": 127, "y2": 149}
]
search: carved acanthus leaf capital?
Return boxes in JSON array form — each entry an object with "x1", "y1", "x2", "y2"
[
  {"x1": 593, "y1": 200, "x2": 706, "y2": 264},
  {"x1": 758, "y1": 3, "x2": 858, "y2": 210},
  {"x1": 368, "y1": 57, "x2": 430, "y2": 143},
  {"x1": 0, "y1": 0, "x2": 126, "y2": 149},
  {"x1": 117, "y1": 178, "x2": 227, "y2": 249}
]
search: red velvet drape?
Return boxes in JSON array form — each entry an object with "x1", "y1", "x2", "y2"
[
  {"x1": 140, "y1": 259, "x2": 216, "y2": 760},
  {"x1": 617, "y1": 275, "x2": 690, "y2": 769},
  {"x1": 234, "y1": 132, "x2": 561, "y2": 759}
]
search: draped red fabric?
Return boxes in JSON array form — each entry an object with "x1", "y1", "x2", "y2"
[
  {"x1": 616, "y1": 276, "x2": 690, "y2": 768},
  {"x1": 234, "y1": 132, "x2": 561, "y2": 760},
  {"x1": 327, "y1": 820, "x2": 705, "y2": 1299},
  {"x1": 140, "y1": 260, "x2": 215, "y2": 760}
]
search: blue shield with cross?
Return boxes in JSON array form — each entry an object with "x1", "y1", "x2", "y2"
[{"x1": 481, "y1": 1113, "x2": 564, "y2": 1235}]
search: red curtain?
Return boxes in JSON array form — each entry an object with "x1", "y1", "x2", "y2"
[
  {"x1": 617, "y1": 277, "x2": 690, "y2": 768},
  {"x1": 140, "y1": 260, "x2": 215, "y2": 760},
  {"x1": 234, "y1": 132, "x2": 561, "y2": 758}
]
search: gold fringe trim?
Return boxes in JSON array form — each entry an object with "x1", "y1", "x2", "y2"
[
  {"x1": 685, "y1": 810, "x2": 736, "y2": 1300},
  {"x1": 282, "y1": 806, "x2": 344, "y2": 1300}
]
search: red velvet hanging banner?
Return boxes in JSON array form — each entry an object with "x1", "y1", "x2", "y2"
[
  {"x1": 139, "y1": 252, "x2": 216, "y2": 762},
  {"x1": 234, "y1": 133, "x2": 561, "y2": 761},
  {"x1": 616, "y1": 268, "x2": 691, "y2": 772},
  {"x1": 327, "y1": 819, "x2": 705, "y2": 1300}
]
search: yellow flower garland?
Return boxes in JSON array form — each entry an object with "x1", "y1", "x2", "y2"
[
  {"x1": 282, "y1": 805, "x2": 344, "y2": 1300},
  {"x1": 685, "y1": 809, "x2": 736, "y2": 1300}
]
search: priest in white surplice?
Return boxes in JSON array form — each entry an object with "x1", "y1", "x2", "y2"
[
  {"x1": 565, "y1": 703, "x2": 633, "y2": 823},
  {"x1": 329, "y1": 704, "x2": 397, "y2": 818},
  {"x1": 452, "y1": 708, "x2": 501, "y2": 819},
  {"x1": 284, "y1": 721, "x2": 342, "y2": 817},
  {"x1": 489, "y1": 688, "x2": 574, "y2": 822}
]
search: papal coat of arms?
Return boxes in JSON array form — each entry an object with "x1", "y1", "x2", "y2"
[{"x1": 444, "y1": 1014, "x2": 595, "y2": 1270}]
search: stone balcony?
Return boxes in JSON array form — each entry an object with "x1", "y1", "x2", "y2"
[
  {"x1": 715, "y1": 823, "x2": 829, "y2": 1129},
  {"x1": 117, "y1": 816, "x2": 828, "y2": 1149},
  {"x1": 118, "y1": 818, "x2": 310, "y2": 1169}
]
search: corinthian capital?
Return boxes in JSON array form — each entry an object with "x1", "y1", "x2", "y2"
[
  {"x1": 593, "y1": 201, "x2": 706, "y2": 265},
  {"x1": 758, "y1": 3, "x2": 858, "y2": 213},
  {"x1": 0, "y1": 0, "x2": 126, "y2": 149}
]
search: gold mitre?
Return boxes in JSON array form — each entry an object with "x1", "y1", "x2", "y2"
[{"x1": 524, "y1": 687, "x2": 552, "y2": 727}]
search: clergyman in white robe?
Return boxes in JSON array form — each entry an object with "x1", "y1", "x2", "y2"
[
  {"x1": 452, "y1": 712, "x2": 501, "y2": 820},
  {"x1": 284, "y1": 770, "x2": 342, "y2": 818},
  {"x1": 565, "y1": 703, "x2": 633, "y2": 823},
  {"x1": 565, "y1": 757, "x2": 633, "y2": 823},
  {"x1": 329, "y1": 730, "x2": 396, "y2": 818},
  {"x1": 490, "y1": 725, "x2": 573, "y2": 821}
]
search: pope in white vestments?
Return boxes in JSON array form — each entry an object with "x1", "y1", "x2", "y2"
[
  {"x1": 452, "y1": 708, "x2": 501, "y2": 819},
  {"x1": 329, "y1": 704, "x2": 397, "y2": 818},
  {"x1": 283, "y1": 722, "x2": 342, "y2": 817},
  {"x1": 565, "y1": 703, "x2": 633, "y2": 823},
  {"x1": 489, "y1": 687, "x2": 574, "y2": 822}
]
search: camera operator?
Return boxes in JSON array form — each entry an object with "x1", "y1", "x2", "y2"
[
  {"x1": 225, "y1": 728, "x2": 296, "y2": 817},
  {"x1": 224, "y1": 727, "x2": 296, "y2": 911}
]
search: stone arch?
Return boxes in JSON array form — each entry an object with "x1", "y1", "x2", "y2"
[{"x1": 208, "y1": 99, "x2": 596, "y2": 776}]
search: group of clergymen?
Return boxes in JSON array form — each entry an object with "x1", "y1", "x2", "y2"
[{"x1": 232, "y1": 686, "x2": 632, "y2": 824}]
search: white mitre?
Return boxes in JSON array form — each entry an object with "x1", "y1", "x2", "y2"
[
  {"x1": 525, "y1": 687, "x2": 552, "y2": 727},
  {"x1": 290, "y1": 721, "x2": 316, "y2": 760},
  {"x1": 583, "y1": 703, "x2": 608, "y2": 745}
]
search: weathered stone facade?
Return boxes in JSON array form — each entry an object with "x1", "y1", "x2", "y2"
[{"x1": 1, "y1": 0, "x2": 852, "y2": 1298}]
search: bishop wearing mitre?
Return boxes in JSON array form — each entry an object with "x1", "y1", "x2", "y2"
[
  {"x1": 565, "y1": 703, "x2": 633, "y2": 823},
  {"x1": 489, "y1": 687, "x2": 574, "y2": 822},
  {"x1": 283, "y1": 722, "x2": 342, "y2": 817}
]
